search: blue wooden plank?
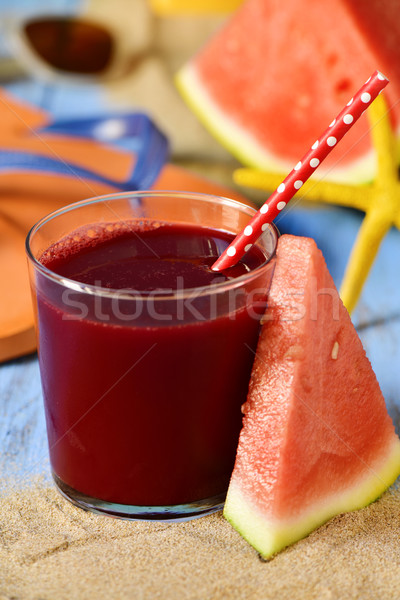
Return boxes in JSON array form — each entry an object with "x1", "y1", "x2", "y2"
[
  {"x1": 278, "y1": 201, "x2": 400, "y2": 429},
  {"x1": 358, "y1": 318, "x2": 400, "y2": 434},
  {"x1": 0, "y1": 355, "x2": 50, "y2": 490},
  {"x1": 1, "y1": 202, "x2": 399, "y2": 490},
  {"x1": 0, "y1": 77, "x2": 398, "y2": 493},
  {"x1": 277, "y1": 201, "x2": 400, "y2": 326}
]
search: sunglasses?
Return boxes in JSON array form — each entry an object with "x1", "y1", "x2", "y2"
[{"x1": 5, "y1": 14, "x2": 119, "y2": 80}]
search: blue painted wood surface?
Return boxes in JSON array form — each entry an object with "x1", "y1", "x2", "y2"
[
  {"x1": 0, "y1": 355, "x2": 51, "y2": 488},
  {"x1": 278, "y1": 201, "x2": 400, "y2": 433},
  {"x1": 1, "y1": 203, "x2": 399, "y2": 485},
  {"x1": 0, "y1": 80, "x2": 399, "y2": 487}
]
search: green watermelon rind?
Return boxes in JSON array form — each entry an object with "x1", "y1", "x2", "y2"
[
  {"x1": 223, "y1": 437, "x2": 400, "y2": 559},
  {"x1": 175, "y1": 63, "x2": 377, "y2": 184}
]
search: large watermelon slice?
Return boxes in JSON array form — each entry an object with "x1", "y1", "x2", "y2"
[
  {"x1": 176, "y1": 0, "x2": 400, "y2": 183},
  {"x1": 223, "y1": 235, "x2": 400, "y2": 558}
]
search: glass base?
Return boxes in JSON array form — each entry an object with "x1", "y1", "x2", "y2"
[{"x1": 53, "y1": 473, "x2": 226, "y2": 522}]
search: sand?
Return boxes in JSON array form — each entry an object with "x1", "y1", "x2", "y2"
[{"x1": 1, "y1": 477, "x2": 400, "y2": 600}]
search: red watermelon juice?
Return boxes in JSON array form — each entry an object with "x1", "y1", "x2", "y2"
[{"x1": 26, "y1": 191, "x2": 277, "y2": 520}]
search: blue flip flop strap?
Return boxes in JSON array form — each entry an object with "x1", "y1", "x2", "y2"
[
  {"x1": 37, "y1": 112, "x2": 162, "y2": 149},
  {"x1": 0, "y1": 150, "x2": 141, "y2": 191},
  {"x1": 2, "y1": 112, "x2": 169, "y2": 190}
]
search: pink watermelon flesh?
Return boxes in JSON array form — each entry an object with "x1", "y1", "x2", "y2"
[
  {"x1": 177, "y1": 0, "x2": 400, "y2": 182},
  {"x1": 223, "y1": 235, "x2": 400, "y2": 558}
]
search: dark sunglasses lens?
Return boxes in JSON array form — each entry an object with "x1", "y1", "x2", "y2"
[{"x1": 24, "y1": 17, "x2": 114, "y2": 75}]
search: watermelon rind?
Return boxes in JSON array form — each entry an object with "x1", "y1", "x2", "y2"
[
  {"x1": 224, "y1": 437, "x2": 400, "y2": 559},
  {"x1": 176, "y1": 63, "x2": 376, "y2": 184}
]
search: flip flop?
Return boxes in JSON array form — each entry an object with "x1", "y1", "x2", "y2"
[{"x1": 6, "y1": 111, "x2": 170, "y2": 191}]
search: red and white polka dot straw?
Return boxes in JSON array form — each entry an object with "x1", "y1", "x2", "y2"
[{"x1": 212, "y1": 70, "x2": 389, "y2": 272}]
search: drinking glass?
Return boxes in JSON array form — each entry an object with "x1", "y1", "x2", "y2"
[{"x1": 26, "y1": 190, "x2": 278, "y2": 520}]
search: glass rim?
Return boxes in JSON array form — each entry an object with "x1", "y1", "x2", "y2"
[{"x1": 26, "y1": 189, "x2": 279, "y2": 302}]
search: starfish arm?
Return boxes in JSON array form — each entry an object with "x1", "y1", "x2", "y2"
[
  {"x1": 367, "y1": 94, "x2": 398, "y2": 182},
  {"x1": 234, "y1": 167, "x2": 370, "y2": 211},
  {"x1": 340, "y1": 208, "x2": 393, "y2": 314},
  {"x1": 233, "y1": 168, "x2": 288, "y2": 194}
]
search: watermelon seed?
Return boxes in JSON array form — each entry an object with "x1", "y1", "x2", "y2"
[
  {"x1": 331, "y1": 341, "x2": 339, "y2": 360},
  {"x1": 335, "y1": 78, "x2": 351, "y2": 95}
]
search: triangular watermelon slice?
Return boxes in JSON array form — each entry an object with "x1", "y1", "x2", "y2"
[
  {"x1": 176, "y1": 0, "x2": 400, "y2": 183},
  {"x1": 223, "y1": 235, "x2": 400, "y2": 558}
]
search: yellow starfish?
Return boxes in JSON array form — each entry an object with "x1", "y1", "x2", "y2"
[
  {"x1": 149, "y1": 0, "x2": 242, "y2": 15},
  {"x1": 234, "y1": 94, "x2": 400, "y2": 314}
]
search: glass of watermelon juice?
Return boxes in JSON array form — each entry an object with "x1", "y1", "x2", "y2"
[{"x1": 26, "y1": 191, "x2": 278, "y2": 520}]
